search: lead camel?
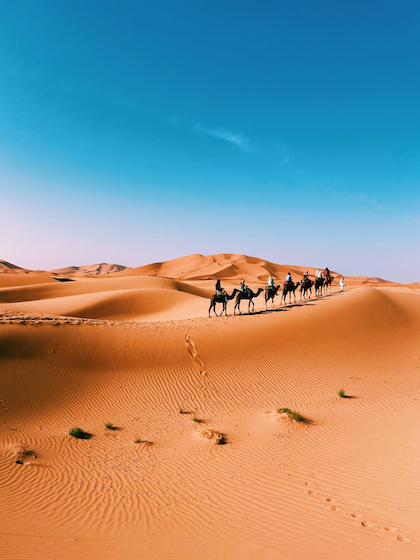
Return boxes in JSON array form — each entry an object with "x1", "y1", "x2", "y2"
[{"x1": 209, "y1": 289, "x2": 239, "y2": 317}]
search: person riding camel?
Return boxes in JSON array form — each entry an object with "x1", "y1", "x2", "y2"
[
  {"x1": 215, "y1": 279, "x2": 226, "y2": 298},
  {"x1": 240, "y1": 280, "x2": 249, "y2": 294},
  {"x1": 286, "y1": 272, "x2": 293, "y2": 287},
  {"x1": 302, "y1": 270, "x2": 309, "y2": 286},
  {"x1": 315, "y1": 269, "x2": 322, "y2": 279},
  {"x1": 267, "y1": 275, "x2": 274, "y2": 288},
  {"x1": 324, "y1": 267, "x2": 331, "y2": 281}
]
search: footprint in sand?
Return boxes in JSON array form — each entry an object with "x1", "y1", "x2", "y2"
[
  {"x1": 361, "y1": 520, "x2": 374, "y2": 528},
  {"x1": 396, "y1": 535, "x2": 411, "y2": 542},
  {"x1": 185, "y1": 335, "x2": 206, "y2": 375}
]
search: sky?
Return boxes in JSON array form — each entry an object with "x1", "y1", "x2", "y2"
[{"x1": 1, "y1": 0, "x2": 419, "y2": 282}]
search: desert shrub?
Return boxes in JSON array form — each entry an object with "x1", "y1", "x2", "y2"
[
  {"x1": 69, "y1": 427, "x2": 92, "y2": 439},
  {"x1": 277, "y1": 408, "x2": 309, "y2": 423}
]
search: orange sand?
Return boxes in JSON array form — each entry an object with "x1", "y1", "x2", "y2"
[{"x1": 0, "y1": 254, "x2": 419, "y2": 559}]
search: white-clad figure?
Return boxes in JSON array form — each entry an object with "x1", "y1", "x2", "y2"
[
  {"x1": 315, "y1": 269, "x2": 322, "y2": 279},
  {"x1": 267, "y1": 275, "x2": 274, "y2": 288},
  {"x1": 339, "y1": 277, "x2": 346, "y2": 292}
]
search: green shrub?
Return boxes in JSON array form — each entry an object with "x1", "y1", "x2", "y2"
[
  {"x1": 69, "y1": 427, "x2": 92, "y2": 439},
  {"x1": 277, "y1": 408, "x2": 309, "y2": 423}
]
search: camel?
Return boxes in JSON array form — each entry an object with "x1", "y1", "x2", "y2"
[
  {"x1": 300, "y1": 278, "x2": 314, "y2": 301},
  {"x1": 315, "y1": 277, "x2": 324, "y2": 297},
  {"x1": 234, "y1": 288, "x2": 263, "y2": 315},
  {"x1": 324, "y1": 275, "x2": 334, "y2": 294},
  {"x1": 265, "y1": 285, "x2": 281, "y2": 310},
  {"x1": 281, "y1": 281, "x2": 301, "y2": 305},
  {"x1": 208, "y1": 289, "x2": 239, "y2": 317}
]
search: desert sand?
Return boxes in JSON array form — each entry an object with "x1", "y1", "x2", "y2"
[{"x1": 0, "y1": 254, "x2": 419, "y2": 559}]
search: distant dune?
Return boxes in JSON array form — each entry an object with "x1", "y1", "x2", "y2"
[
  {"x1": 49, "y1": 263, "x2": 129, "y2": 276},
  {"x1": 0, "y1": 260, "x2": 28, "y2": 274},
  {"x1": 113, "y1": 253, "x2": 333, "y2": 282}
]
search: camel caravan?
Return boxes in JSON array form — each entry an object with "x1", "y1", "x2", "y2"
[{"x1": 209, "y1": 268, "x2": 340, "y2": 317}]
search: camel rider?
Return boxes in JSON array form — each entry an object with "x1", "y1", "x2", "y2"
[
  {"x1": 215, "y1": 279, "x2": 226, "y2": 298},
  {"x1": 240, "y1": 280, "x2": 249, "y2": 294},
  {"x1": 286, "y1": 272, "x2": 292, "y2": 286},
  {"x1": 315, "y1": 269, "x2": 322, "y2": 279},
  {"x1": 302, "y1": 270, "x2": 309, "y2": 285},
  {"x1": 267, "y1": 275, "x2": 274, "y2": 289},
  {"x1": 324, "y1": 267, "x2": 331, "y2": 280}
]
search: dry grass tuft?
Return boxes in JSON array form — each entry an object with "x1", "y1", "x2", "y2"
[
  {"x1": 200, "y1": 429, "x2": 226, "y2": 444},
  {"x1": 16, "y1": 446, "x2": 36, "y2": 463}
]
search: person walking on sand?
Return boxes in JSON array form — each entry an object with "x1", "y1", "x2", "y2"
[{"x1": 339, "y1": 277, "x2": 346, "y2": 292}]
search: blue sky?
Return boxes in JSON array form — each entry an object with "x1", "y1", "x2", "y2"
[{"x1": 1, "y1": 0, "x2": 419, "y2": 282}]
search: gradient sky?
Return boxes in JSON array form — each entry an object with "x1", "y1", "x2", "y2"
[{"x1": 1, "y1": 0, "x2": 419, "y2": 282}]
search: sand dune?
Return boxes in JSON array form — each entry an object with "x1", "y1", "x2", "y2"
[
  {"x1": 114, "y1": 253, "x2": 334, "y2": 282},
  {"x1": 0, "y1": 255, "x2": 419, "y2": 559},
  {"x1": 2, "y1": 252, "x2": 415, "y2": 289},
  {"x1": 0, "y1": 260, "x2": 24, "y2": 273},
  {"x1": 49, "y1": 262, "x2": 129, "y2": 276}
]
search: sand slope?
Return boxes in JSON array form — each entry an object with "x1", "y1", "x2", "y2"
[
  {"x1": 0, "y1": 254, "x2": 419, "y2": 559},
  {"x1": 1, "y1": 281, "x2": 420, "y2": 559}
]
